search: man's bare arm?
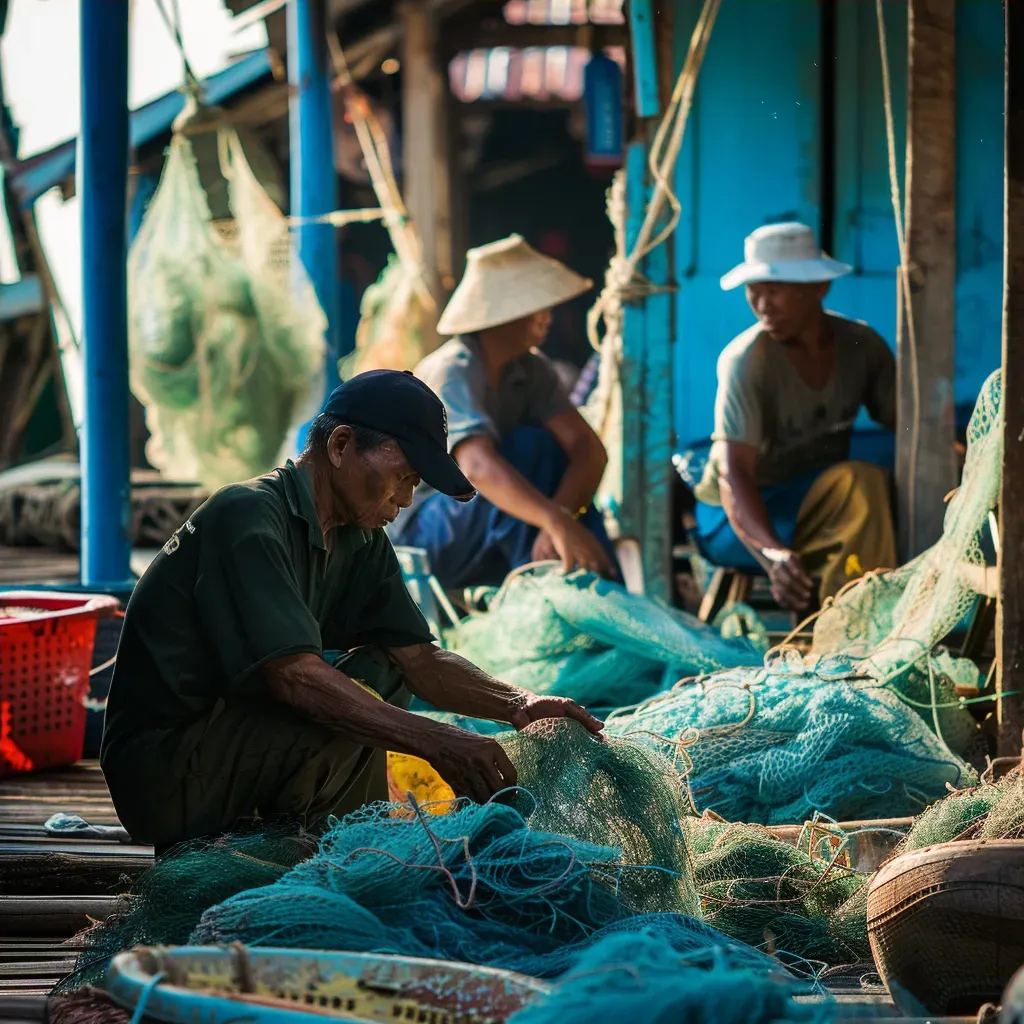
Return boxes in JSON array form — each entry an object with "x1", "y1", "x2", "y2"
[
  {"x1": 265, "y1": 653, "x2": 459, "y2": 756},
  {"x1": 719, "y1": 442, "x2": 784, "y2": 564},
  {"x1": 389, "y1": 643, "x2": 604, "y2": 736},
  {"x1": 454, "y1": 434, "x2": 565, "y2": 530},
  {"x1": 263, "y1": 652, "x2": 518, "y2": 802},
  {"x1": 719, "y1": 441, "x2": 814, "y2": 609},
  {"x1": 544, "y1": 408, "x2": 608, "y2": 515},
  {"x1": 455, "y1": 434, "x2": 612, "y2": 575}
]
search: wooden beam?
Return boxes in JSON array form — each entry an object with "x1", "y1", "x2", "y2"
[
  {"x1": 442, "y1": 23, "x2": 626, "y2": 56},
  {"x1": 997, "y1": 0, "x2": 1024, "y2": 757},
  {"x1": 897, "y1": 0, "x2": 958, "y2": 559},
  {"x1": 400, "y1": 0, "x2": 454, "y2": 314}
]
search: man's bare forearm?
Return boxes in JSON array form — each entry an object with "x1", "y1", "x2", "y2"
[
  {"x1": 457, "y1": 441, "x2": 566, "y2": 531},
  {"x1": 550, "y1": 437, "x2": 606, "y2": 516},
  {"x1": 389, "y1": 644, "x2": 528, "y2": 723},
  {"x1": 264, "y1": 653, "x2": 459, "y2": 757},
  {"x1": 721, "y1": 471, "x2": 787, "y2": 570}
]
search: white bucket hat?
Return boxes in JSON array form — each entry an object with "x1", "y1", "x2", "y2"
[
  {"x1": 437, "y1": 234, "x2": 592, "y2": 336},
  {"x1": 720, "y1": 222, "x2": 852, "y2": 291}
]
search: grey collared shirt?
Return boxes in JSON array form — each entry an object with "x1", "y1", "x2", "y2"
[
  {"x1": 695, "y1": 312, "x2": 896, "y2": 505},
  {"x1": 391, "y1": 335, "x2": 573, "y2": 529}
]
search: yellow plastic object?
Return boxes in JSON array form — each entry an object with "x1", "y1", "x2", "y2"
[{"x1": 386, "y1": 751, "x2": 456, "y2": 814}]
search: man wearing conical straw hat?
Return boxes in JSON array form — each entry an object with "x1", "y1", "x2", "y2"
[
  {"x1": 389, "y1": 234, "x2": 617, "y2": 590},
  {"x1": 691, "y1": 222, "x2": 897, "y2": 611}
]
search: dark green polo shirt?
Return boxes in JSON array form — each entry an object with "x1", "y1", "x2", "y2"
[{"x1": 101, "y1": 460, "x2": 433, "y2": 771}]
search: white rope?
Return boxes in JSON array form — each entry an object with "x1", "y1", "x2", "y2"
[
  {"x1": 876, "y1": 0, "x2": 922, "y2": 550},
  {"x1": 583, "y1": 0, "x2": 721, "y2": 492},
  {"x1": 326, "y1": 33, "x2": 435, "y2": 312},
  {"x1": 288, "y1": 208, "x2": 387, "y2": 227}
]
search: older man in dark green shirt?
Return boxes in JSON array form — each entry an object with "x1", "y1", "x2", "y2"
[{"x1": 101, "y1": 370, "x2": 601, "y2": 850}]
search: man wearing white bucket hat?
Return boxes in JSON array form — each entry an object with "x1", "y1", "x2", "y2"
[
  {"x1": 389, "y1": 234, "x2": 616, "y2": 589},
  {"x1": 692, "y1": 222, "x2": 897, "y2": 611}
]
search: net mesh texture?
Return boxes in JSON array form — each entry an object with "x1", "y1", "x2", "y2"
[{"x1": 129, "y1": 119, "x2": 325, "y2": 490}]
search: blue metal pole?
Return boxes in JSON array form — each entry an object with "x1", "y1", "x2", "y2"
[
  {"x1": 79, "y1": 0, "x2": 133, "y2": 590},
  {"x1": 288, "y1": 0, "x2": 341, "y2": 407}
]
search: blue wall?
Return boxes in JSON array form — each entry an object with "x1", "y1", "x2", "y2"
[{"x1": 669, "y1": 0, "x2": 1004, "y2": 449}]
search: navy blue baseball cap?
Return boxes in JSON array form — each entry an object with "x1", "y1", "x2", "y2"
[{"x1": 323, "y1": 370, "x2": 476, "y2": 501}]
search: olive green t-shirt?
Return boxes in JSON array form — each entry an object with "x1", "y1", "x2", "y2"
[
  {"x1": 695, "y1": 312, "x2": 896, "y2": 505},
  {"x1": 101, "y1": 460, "x2": 433, "y2": 773}
]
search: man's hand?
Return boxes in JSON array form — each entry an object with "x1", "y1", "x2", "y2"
[
  {"x1": 765, "y1": 549, "x2": 815, "y2": 611},
  {"x1": 544, "y1": 511, "x2": 615, "y2": 577},
  {"x1": 530, "y1": 529, "x2": 559, "y2": 565},
  {"x1": 508, "y1": 694, "x2": 605, "y2": 738},
  {"x1": 421, "y1": 730, "x2": 519, "y2": 804}
]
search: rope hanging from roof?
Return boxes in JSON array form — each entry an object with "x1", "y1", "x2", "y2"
[{"x1": 582, "y1": 0, "x2": 721, "y2": 522}]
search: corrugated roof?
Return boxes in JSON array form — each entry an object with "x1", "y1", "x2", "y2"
[{"x1": 9, "y1": 50, "x2": 275, "y2": 209}]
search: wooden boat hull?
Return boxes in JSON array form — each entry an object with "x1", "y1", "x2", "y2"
[{"x1": 105, "y1": 944, "x2": 550, "y2": 1023}]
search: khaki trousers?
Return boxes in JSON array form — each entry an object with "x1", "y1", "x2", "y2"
[{"x1": 792, "y1": 461, "x2": 897, "y2": 603}]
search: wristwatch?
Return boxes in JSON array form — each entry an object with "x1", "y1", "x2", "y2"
[{"x1": 560, "y1": 504, "x2": 588, "y2": 521}]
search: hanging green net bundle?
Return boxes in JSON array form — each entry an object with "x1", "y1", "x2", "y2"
[
  {"x1": 507, "y1": 929, "x2": 831, "y2": 1024},
  {"x1": 438, "y1": 567, "x2": 766, "y2": 713},
  {"x1": 129, "y1": 105, "x2": 325, "y2": 490},
  {"x1": 341, "y1": 253, "x2": 437, "y2": 377}
]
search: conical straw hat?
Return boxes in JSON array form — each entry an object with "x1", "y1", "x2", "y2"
[{"x1": 437, "y1": 234, "x2": 592, "y2": 336}]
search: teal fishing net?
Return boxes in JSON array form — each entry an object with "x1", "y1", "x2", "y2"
[
  {"x1": 604, "y1": 653, "x2": 976, "y2": 825},
  {"x1": 437, "y1": 569, "x2": 766, "y2": 712},
  {"x1": 192, "y1": 723, "x2": 705, "y2": 973},
  {"x1": 58, "y1": 826, "x2": 313, "y2": 990},
  {"x1": 507, "y1": 930, "x2": 831, "y2": 1024}
]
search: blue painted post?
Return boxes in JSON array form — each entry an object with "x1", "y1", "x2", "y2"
[
  {"x1": 288, "y1": 0, "x2": 341, "y2": 407},
  {"x1": 627, "y1": 0, "x2": 660, "y2": 118},
  {"x1": 621, "y1": 142, "x2": 674, "y2": 601},
  {"x1": 128, "y1": 173, "x2": 158, "y2": 246},
  {"x1": 79, "y1": 0, "x2": 133, "y2": 589}
]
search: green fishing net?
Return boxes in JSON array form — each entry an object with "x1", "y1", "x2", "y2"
[
  {"x1": 684, "y1": 814, "x2": 871, "y2": 965},
  {"x1": 340, "y1": 252, "x2": 437, "y2": 378},
  {"x1": 811, "y1": 369, "x2": 1002, "y2": 673},
  {"x1": 437, "y1": 568, "x2": 766, "y2": 712},
  {"x1": 129, "y1": 111, "x2": 325, "y2": 490},
  {"x1": 500, "y1": 720, "x2": 699, "y2": 918}
]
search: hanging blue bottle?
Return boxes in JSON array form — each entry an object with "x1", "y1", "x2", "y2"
[{"x1": 583, "y1": 53, "x2": 623, "y2": 169}]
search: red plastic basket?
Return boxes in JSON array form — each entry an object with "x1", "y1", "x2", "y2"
[{"x1": 0, "y1": 591, "x2": 121, "y2": 778}]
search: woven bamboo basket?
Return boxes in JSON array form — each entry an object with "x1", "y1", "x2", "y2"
[{"x1": 867, "y1": 839, "x2": 1024, "y2": 1016}]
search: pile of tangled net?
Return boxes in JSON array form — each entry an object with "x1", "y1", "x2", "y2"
[
  {"x1": 129, "y1": 100, "x2": 325, "y2": 490},
  {"x1": 191, "y1": 721, "x2": 709, "y2": 974},
  {"x1": 603, "y1": 652, "x2": 976, "y2": 825},
  {"x1": 508, "y1": 930, "x2": 831, "y2": 1024},
  {"x1": 58, "y1": 826, "x2": 314, "y2": 989},
  {"x1": 685, "y1": 814, "x2": 872, "y2": 966},
  {"x1": 437, "y1": 568, "x2": 766, "y2": 713}
]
